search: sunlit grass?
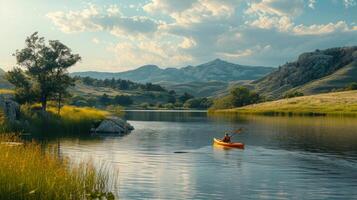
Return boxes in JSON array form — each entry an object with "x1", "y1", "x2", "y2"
[
  {"x1": 18, "y1": 104, "x2": 110, "y2": 135},
  {"x1": 0, "y1": 89, "x2": 14, "y2": 94},
  {"x1": 47, "y1": 105, "x2": 110, "y2": 122},
  {"x1": 0, "y1": 134, "x2": 116, "y2": 200},
  {"x1": 210, "y1": 91, "x2": 357, "y2": 116}
]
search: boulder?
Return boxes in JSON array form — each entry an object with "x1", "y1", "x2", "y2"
[
  {"x1": 0, "y1": 94, "x2": 20, "y2": 122},
  {"x1": 94, "y1": 116, "x2": 134, "y2": 134}
]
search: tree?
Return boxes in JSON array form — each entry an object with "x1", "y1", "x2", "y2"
[
  {"x1": 184, "y1": 98, "x2": 213, "y2": 109},
  {"x1": 113, "y1": 95, "x2": 133, "y2": 106},
  {"x1": 230, "y1": 86, "x2": 261, "y2": 107},
  {"x1": 346, "y1": 82, "x2": 357, "y2": 91},
  {"x1": 99, "y1": 93, "x2": 111, "y2": 105},
  {"x1": 7, "y1": 32, "x2": 81, "y2": 112},
  {"x1": 283, "y1": 91, "x2": 304, "y2": 98},
  {"x1": 178, "y1": 92, "x2": 194, "y2": 103},
  {"x1": 210, "y1": 86, "x2": 261, "y2": 109},
  {"x1": 6, "y1": 67, "x2": 36, "y2": 103}
]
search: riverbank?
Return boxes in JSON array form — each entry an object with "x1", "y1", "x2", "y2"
[
  {"x1": 209, "y1": 91, "x2": 357, "y2": 116},
  {"x1": 0, "y1": 134, "x2": 115, "y2": 199}
]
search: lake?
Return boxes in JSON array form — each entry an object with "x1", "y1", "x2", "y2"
[{"x1": 57, "y1": 111, "x2": 357, "y2": 199}]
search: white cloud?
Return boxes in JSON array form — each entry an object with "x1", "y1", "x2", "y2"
[
  {"x1": 343, "y1": 0, "x2": 356, "y2": 8},
  {"x1": 292, "y1": 21, "x2": 350, "y2": 35},
  {"x1": 246, "y1": 0, "x2": 304, "y2": 17},
  {"x1": 308, "y1": 0, "x2": 316, "y2": 9},
  {"x1": 92, "y1": 37, "x2": 100, "y2": 44},
  {"x1": 179, "y1": 37, "x2": 197, "y2": 49},
  {"x1": 46, "y1": 4, "x2": 102, "y2": 33},
  {"x1": 46, "y1": 1, "x2": 357, "y2": 70},
  {"x1": 249, "y1": 15, "x2": 293, "y2": 32},
  {"x1": 144, "y1": 0, "x2": 235, "y2": 25},
  {"x1": 47, "y1": 5, "x2": 160, "y2": 35}
]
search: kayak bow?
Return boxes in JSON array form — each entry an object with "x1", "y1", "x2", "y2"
[{"x1": 213, "y1": 138, "x2": 244, "y2": 149}]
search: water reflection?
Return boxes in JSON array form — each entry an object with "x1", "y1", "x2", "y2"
[{"x1": 56, "y1": 111, "x2": 357, "y2": 199}]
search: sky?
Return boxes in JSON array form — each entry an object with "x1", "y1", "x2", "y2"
[{"x1": 0, "y1": 0, "x2": 356, "y2": 72}]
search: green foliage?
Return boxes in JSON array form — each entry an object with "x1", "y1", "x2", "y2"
[
  {"x1": 0, "y1": 135, "x2": 116, "y2": 200},
  {"x1": 7, "y1": 32, "x2": 80, "y2": 111},
  {"x1": 210, "y1": 90, "x2": 357, "y2": 116},
  {"x1": 345, "y1": 82, "x2": 357, "y2": 90},
  {"x1": 184, "y1": 97, "x2": 213, "y2": 109},
  {"x1": 79, "y1": 76, "x2": 166, "y2": 92},
  {"x1": 284, "y1": 91, "x2": 304, "y2": 98},
  {"x1": 211, "y1": 86, "x2": 261, "y2": 109},
  {"x1": 178, "y1": 92, "x2": 194, "y2": 103},
  {"x1": 113, "y1": 95, "x2": 133, "y2": 106},
  {"x1": 18, "y1": 104, "x2": 108, "y2": 136}
]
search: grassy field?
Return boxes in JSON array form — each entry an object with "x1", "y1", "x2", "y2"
[
  {"x1": 209, "y1": 91, "x2": 357, "y2": 116},
  {"x1": 0, "y1": 134, "x2": 115, "y2": 200}
]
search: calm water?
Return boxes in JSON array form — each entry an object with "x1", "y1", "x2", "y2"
[{"x1": 57, "y1": 111, "x2": 357, "y2": 199}]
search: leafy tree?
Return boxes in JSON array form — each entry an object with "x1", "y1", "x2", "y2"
[
  {"x1": 211, "y1": 86, "x2": 261, "y2": 109},
  {"x1": 178, "y1": 92, "x2": 194, "y2": 103},
  {"x1": 99, "y1": 93, "x2": 111, "y2": 105},
  {"x1": 6, "y1": 68, "x2": 36, "y2": 103},
  {"x1": 345, "y1": 82, "x2": 357, "y2": 90},
  {"x1": 184, "y1": 98, "x2": 213, "y2": 109},
  {"x1": 113, "y1": 95, "x2": 133, "y2": 106},
  {"x1": 167, "y1": 95, "x2": 176, "y2": 104},
  {"x1": 284, "y1": 91, "x2": 304, "y2": 98},
  {"x1": 7, "y1": 32, "x2": 80, "y2": 112}
]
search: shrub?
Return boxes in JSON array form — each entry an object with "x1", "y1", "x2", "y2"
[
  {"x1": 210, "y1": 86, "x2": 261, "y2": 109},
  {"x1": 283, "y1": 91, "x2": 304, "y2": 98},
  {"x1": 18, "y1": 104, "x2": 109, "y2": 136},
  {"x1": 345, "y1": 82, "x2": 357, "y2": 91},
  {"x1": 184, "y1": 98, "x2": 213, "y2": 109}
]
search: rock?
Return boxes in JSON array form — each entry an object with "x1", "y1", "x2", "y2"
[
  {"x1": 94, "y1": 116, "x2": 134, "y2": 134},
  {"x1": 0, "y1": 94, "x2": 20, "y2": 122}
]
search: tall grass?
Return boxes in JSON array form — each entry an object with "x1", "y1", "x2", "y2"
[
  {"x1": 0, "y1": 134, "x2": 116, "y2": 200},
  {"x1": 16, "y1": 104, "x2": 110, "y2": 136}
]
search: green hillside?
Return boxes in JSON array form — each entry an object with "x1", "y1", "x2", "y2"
[
  {"x1": 297, "y1": 61, "x2": 357, "y2": 95},
  {"x1": 210, "y1": 90, "x2": 357, "y2": 116},
  {"x1": 253, "y1": 46, "x2": 357, "y2": 99}
]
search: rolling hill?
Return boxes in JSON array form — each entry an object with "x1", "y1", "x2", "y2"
[
  {"x1": 253, "y1": 46, "x2": 357, "y2": 99},
  {"x1": 210, "y1": 90, "x2": 357, "y2": 116},
  {"x1": 71, "y1": 59, "x2": 274, "y2": 83}
]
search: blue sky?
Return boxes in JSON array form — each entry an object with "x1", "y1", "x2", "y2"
[{"x1": 0, "y1": 0, "x2": 356, "y2": 72}]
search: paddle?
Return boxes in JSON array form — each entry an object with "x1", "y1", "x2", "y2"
[{"x1": 228, "y1": 128, "x2": 243, "y2": 138}]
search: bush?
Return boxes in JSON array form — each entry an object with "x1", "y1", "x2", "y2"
[
  {"x1": 210, "y1": 86, "x2": 261, "y2": 109},
  {"x1": 113, "y1": 95, "x2": 133, "y2": 106},
  {"x1": 284, "y1": 91, "x2": 304, "y2": 98},
  {"x1": 18, "y1": 104, "x2": 109, "y2": 136},
  {"x1": 184, "y1": 98, "x2": 213, "y2": 109},
  {"x1": 345, "y1": 82, "x2": 357, "y2": 91}
]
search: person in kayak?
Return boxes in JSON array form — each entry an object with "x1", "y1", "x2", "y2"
[{"x1": 222, "y1": 133, "x2": 231, "y2": 143}]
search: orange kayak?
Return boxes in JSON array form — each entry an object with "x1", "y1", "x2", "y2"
[{"x1": 213, "y1": 138, "x2": 245, "y2": 149}]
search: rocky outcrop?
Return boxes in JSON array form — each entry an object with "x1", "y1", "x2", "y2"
[
  {"x1": 94, "y1": 116, "x2": 134, "y2": 134},
  {"x1": 0, "y1": 94, "x2": 20, "y2": 122}
]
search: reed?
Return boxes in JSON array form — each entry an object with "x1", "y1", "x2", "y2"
[{"x1": 0, "y1": 134, "x2": 116, "y2": 200}]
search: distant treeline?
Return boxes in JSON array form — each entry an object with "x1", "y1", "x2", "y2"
[{"x1": 76, "y1": 76, "x2": 166, "y2": 92}]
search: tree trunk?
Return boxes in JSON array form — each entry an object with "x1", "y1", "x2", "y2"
[
  {"x1": 41, "y1": 95, "x2": 47, "y2": 112},
  {"x1": 57, "y1": 93, "x2": 62, "y2": 115}
]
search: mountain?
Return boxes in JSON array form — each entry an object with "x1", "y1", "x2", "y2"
[
  {"x1": 253, "y1": 46, "x2": 357, "y2": 99},
  {"x1": 71, "y1": 59, "x2": 274, "y2": 83}
]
